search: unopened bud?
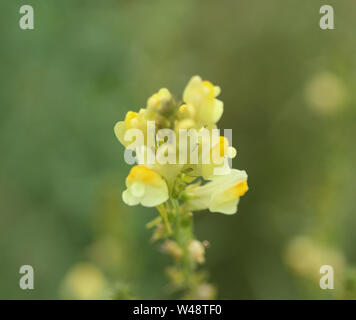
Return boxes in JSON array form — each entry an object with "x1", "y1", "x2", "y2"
[
  {"x1": 188, "y1": 240, "x2": 205, "y2": 264},
  {"x1": 162, "y1": 240, "x2": 183, "y2": 260}
]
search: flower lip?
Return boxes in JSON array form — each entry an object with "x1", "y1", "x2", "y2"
[{"x1": 123, "y1": 165, "x2": 169, "y2": 207}]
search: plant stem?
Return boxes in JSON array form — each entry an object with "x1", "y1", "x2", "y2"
[
  {"x1": 170, "y1": 198, "x2": 195, "y2": 286},
  {"x1": 156, "y1": 204, "x2": 172, "y2": 234}
]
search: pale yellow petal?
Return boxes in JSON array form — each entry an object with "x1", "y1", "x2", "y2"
[{"x1": 114, "y1": 121, "x2": 127, "y2": 146}]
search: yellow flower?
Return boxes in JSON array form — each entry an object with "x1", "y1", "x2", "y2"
[
  {"x1": 184, "y1": 169, "x2": 248, "y2": 214},
  {"x1": 60, "y1": 263, "x2": 107, "y2": 300},
  {"x1": 200, "y1": 135, "x2": 237, "y2": 179},
  {"x1": 122, "y1": 165, "x2": 169, "y2": 207},
  {"x1": 183, "y1": 75, "x2": 223, "y2": 127},
  {"x1": 175, "y1": 104, "x2": 197, "y2": 130},
  {"x1": 305, "y1": 72, "x2": 346, "y2": 115},
  {"x1": 285, "y1": 236, "x2": 345, "y2": 281},
  {"x1": 177, "y1": 104, "x2": 195, "y2": 119},
  {"x1": 114, "y1": 109, "x2": 148, "y2": 148}
]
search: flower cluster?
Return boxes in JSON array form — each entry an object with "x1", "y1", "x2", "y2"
[
  {"x1": 114, "y1": 75, "x2": 248, "y2": 298},
  {"x1": 115, "y1": 75, "x2": 248, "y2": 214}
]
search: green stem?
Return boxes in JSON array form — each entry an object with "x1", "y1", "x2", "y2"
[
  {"x1": 170, "y1": 198, "x2": 195, "y2": 286},
  {"x1": 146, "y1": 216, "x2": 162, "y2": 229},
  {"x1": 156, "y1": 204, "x2": 172, "y2": 235}
]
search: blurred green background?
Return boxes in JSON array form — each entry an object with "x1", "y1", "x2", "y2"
[{"x1": 1, "y1": 0, "x2": 356, "y2": 299}]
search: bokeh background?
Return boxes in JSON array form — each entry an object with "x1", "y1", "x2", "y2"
[{"x1": 1, "y1": 0, "x2": 356, "y2": 299}]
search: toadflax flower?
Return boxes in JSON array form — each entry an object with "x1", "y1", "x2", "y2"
[
  {"x1": 183, "y1": 169, "x2": 248, "y2": 214},
  {"x1": 122, "y1": 165, "x2": 169, "y2": 207},
  {"x1": 199, "y1": 135, "x2": 237, "y2": 180},
  {"x1": 114, "y1": 109, "x2": 149, "y2": 148},
  {"x1": 182, "y1": 75, "x2": 223, "y2": 127}
]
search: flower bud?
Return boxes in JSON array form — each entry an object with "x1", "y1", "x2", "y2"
[
  {"x1": 162, "y1": 240, "x2": 184, "y2": 260},
  {"x1": 188, "y1": 240, "x2": 205, "y2": 264}
]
